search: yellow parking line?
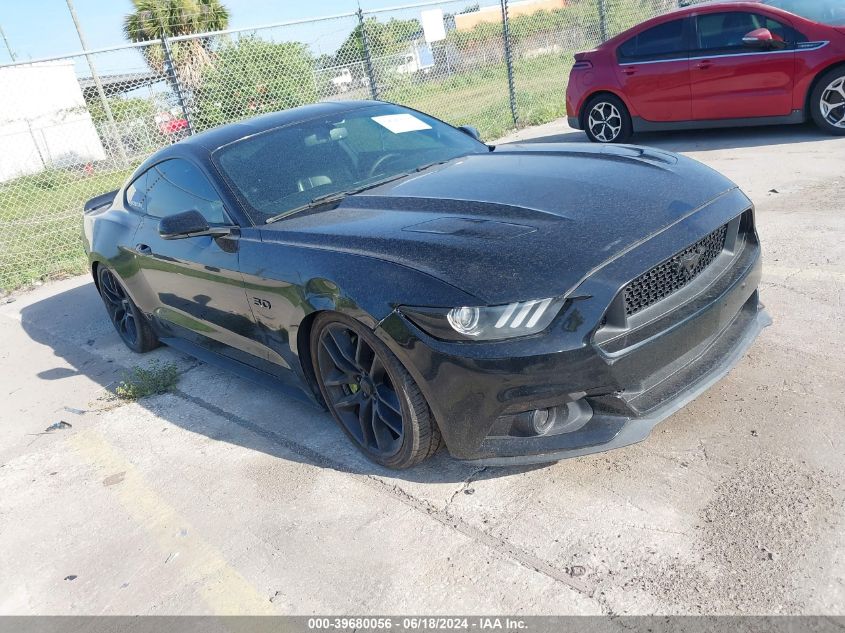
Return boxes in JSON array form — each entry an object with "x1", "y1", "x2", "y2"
[{"x1": 70, "y1": 428, "x2": 275, "y2": 615}]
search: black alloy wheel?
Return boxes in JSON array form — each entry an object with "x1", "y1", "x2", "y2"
[
  {"x1": 97, "y1": 266, "x2": 158, "y2": 353},
  {"x1": 311, "y1": 313, "x2": 442, "y2": 468}
]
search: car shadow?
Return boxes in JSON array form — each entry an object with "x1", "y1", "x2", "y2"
[
  {"x1": 18, "y1": 282, "x2": 544, "y2": 484},
  {"x1": 507, "y1": 121, "x2": 833, "y2": 153}
]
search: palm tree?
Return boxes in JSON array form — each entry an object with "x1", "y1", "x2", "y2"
[{"x1": 124, "y1": 0, "x2": 229, "y2": 89}]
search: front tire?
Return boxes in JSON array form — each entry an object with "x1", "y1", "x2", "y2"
[
  {"x1": 96, "y1": 266, "x2": 159, "y2": 353},
  {"x1": 583, "y1": 94, "x2": 632, "y2": 143},
  {"x1": 810, "y1": 67, "x2": 845, "y2": 136},
  {"x1": 311, "y1": 312, "x2": 442, "y2": 469}
]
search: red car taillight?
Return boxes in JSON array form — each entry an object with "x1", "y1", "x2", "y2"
[{"x1": 572, "y1": 60, "x2": 593, "y2": 70}]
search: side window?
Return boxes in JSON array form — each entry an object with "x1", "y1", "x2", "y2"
[
  {"x1": 125, "y1": 171, "x2": 148, "y2": 213},
  {"x1": 694, "y1": 12, "x2": 802, "y2": 53},
  {"x1": 144, "y1": 159, "x2": 228, "y2": 224},
  {"x1": 618, "y1": 19, "x2": 687, "y2": 62}
]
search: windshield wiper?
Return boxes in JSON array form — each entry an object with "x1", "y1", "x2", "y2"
[
  {"x1": 264, "y1": 192, "x2": 347, "y2": 224},
  {"x1": 264, "y1": 169, "x2": 427, "y2": 225},
  {"x1": 413, "y1": 158, "x2": 457, "y2": 173}
]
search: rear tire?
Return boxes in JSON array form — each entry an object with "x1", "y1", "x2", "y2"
[
  {"x1": 810, "y1": 67, "x2": 845, "y2": 136},
  {"x1": 96, "y1": 266, "x2": 159, "y2": 353},
  {"x1": 583, "y1": 94, "x2": 632, "y2": 143},
  {"x1": 311, "y1": 312, "x2": 442, "y2": 469}
]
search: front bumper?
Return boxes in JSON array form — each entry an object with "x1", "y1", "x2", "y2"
[
  {"x1": 375, "y1": 200, "x2": 769, "y2": 464},
  {"x1": 466, "y1": 300, "x2": 769, "y2": 465}
]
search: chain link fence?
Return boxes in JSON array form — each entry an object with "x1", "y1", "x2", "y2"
[{"x1": 0, "y1": 0, "x2": 681, "y2": 293}]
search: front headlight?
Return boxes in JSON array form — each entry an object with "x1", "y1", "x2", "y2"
[{"x1": 401, "y1": 297, "x2": 567, "y2": 341}]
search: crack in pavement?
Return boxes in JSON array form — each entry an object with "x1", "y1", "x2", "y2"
[
  {"x1": 171, "y1": 387, "x2": 603, "y2": 611},
  {"x1": 446, "y1": 466, "x2": 487, "y2": 508}
]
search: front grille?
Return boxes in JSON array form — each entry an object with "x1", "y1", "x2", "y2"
[{"x1": 623, "y1": 224, "x2": 728, "y2": 316}]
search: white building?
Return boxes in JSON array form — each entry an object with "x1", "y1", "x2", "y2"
[{"x1": 0, "y1": 60, "x2": 106, "y2": 183}]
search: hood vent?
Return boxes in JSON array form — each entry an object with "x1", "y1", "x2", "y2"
[{"x1": 402, "y1": 217, "x2": 536, "y2": 240}]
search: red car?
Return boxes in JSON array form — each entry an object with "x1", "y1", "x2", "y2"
[{"x1": 566, "y1": 0, "x2": 845, "y2": 142}]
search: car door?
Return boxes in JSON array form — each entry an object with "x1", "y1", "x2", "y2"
[
  {"x1": 614, "y1": 17, "x2": 692, "y2": 122},
  {"x1": 126, "y1": 158, "x2": 267, "y2": 364},
  {"x1": 690, "y1": 11, "x2": 798, "y2": 119}
]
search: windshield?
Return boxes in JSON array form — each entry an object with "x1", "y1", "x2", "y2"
[
  {"x1": 213, "y1": 104, "x2": 487, "y2": 223},
  {"x1": 762, "y1": 0, "x2": 845, "y2": 25}
]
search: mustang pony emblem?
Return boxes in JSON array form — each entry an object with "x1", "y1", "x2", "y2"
[{"x1": 676, "y1": 247, "x2": 705, "y2": 277}]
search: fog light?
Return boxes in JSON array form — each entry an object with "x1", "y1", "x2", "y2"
[
  {"x1": 508, "y1": 399, "x2": 593, "y2": 438},
  {"x1": 530, "y1": 407, "x2": 557, "y2": 435}
]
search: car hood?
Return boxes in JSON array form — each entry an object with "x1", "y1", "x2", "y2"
[{"x1": 260, "y1": 143, "x2": 739, "y2": 305}]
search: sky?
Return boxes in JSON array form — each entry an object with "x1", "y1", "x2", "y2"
[{"x1": 0, "y1": 0, "x2": 431, "y2": 64}]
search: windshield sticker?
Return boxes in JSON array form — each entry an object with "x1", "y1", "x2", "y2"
[{"x1": 371, "y1": 114, "x2": 432, "y2": 134}]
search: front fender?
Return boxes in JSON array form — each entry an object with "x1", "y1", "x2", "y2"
[{"x1": 241, "y1": 236, "x2": 480, "y2": 378}]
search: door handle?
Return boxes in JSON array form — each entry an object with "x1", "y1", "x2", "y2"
[
  {"x1": 135, "y1": 243, "x2": 152, "y2": 255},
  {"x1": 622, "y1": 67, "x2": 637, "y2": 75},
  {"x1": 695, "y1": 60, "x2": 712, "y2": 70}
]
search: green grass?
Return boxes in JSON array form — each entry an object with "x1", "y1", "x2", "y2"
[
  {"x1": 0, "y1": 167, "x2": 134, "y2": 292},
  {"x1": 513, "y1": 54, "x2": 575, "y2": 126},
  {"x1": 383, "y1": 53, "x2": 575, "y2": 141},
  {"x1": 115, "y1": 361, "x2": 181, "y2": 401}
]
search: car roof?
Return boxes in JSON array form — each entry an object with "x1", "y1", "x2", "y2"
[{"x1": 669, "y1": 0, "x2": 767, "y2": 15}]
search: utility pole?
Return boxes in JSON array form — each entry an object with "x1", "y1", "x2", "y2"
[
  {"x1": 0, "y1": 22, "x2": 15, "y2": 61},
  {"x1": 65, "y1": 0, "x2": 128, "y2": 164}
]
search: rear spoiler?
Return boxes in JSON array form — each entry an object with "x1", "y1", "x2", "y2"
[{"x1": 84, "y1": 189, "x2": 119, "y2": 214}]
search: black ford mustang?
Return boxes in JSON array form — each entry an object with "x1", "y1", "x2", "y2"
[{"x1": 83, "y1": 101, "x2": 770, "y2": 468}]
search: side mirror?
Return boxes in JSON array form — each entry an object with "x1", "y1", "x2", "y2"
[
  {"x1": 742, "y1": 28, "x2": 780, "y2": 48},
  {"x1": 159, "y1": 210, "x2": 233, "y2": 240},
  {"x1": 458, "y1": 125, "x2": 482, "y2": 141}
]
